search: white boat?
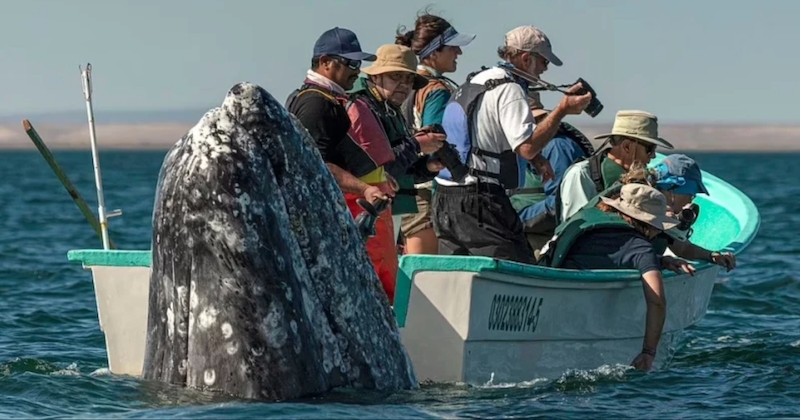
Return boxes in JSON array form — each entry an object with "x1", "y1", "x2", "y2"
[{"x1": 66, "y1": 153, "x2": 760, "y2": 384}]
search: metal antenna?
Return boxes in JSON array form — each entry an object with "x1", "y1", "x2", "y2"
[{"x1": 79, "y1": 63, "x2": 122, "y2": 250}]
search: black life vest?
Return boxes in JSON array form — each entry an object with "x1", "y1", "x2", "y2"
[{"x1": 437, "y1": 66, "x2": 526, "y2": 189}]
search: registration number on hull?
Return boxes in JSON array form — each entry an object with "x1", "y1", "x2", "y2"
[{"x1": 487, "y1": 294, "x2": 543, "y2": 333}]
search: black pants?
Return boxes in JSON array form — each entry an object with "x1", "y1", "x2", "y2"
[{"x1": 432, "y1": 181, "x2": 535, "y2": 264}]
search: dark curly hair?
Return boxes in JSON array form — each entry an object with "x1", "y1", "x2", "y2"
[{"x1": 395, "y1": 7, "x2": 453, "y2": 57}]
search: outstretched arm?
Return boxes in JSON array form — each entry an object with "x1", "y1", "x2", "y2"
[
  {"x1": 631, "y1": 269, "x2": 666, "y2": 372},
  {"x1": 670, "y1": 240, "x2": 737, "y2": 272}
]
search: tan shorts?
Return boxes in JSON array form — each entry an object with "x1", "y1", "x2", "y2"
[{"x1": 400, "y1": 187, "x2": 434, "y2": 237}]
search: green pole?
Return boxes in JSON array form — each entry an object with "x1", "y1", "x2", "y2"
[{"x1": 22, "y1": 119, "x2": 117, "y2": 249}]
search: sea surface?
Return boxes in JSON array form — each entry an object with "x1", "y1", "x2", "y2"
[{"x1": 0, "y1": 150, "x2": 796, "y2": 419}]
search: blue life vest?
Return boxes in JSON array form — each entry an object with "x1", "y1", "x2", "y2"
[{"x1": 437, "y1": 65, "x2": 529, "y2": 190}]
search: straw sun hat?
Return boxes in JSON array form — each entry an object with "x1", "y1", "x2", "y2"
[{"x1": 361, "y1": 44, "x2": 428, "y2": 90}]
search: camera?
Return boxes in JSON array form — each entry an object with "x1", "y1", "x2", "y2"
[
  {"x1": 669, "y1": 203, "x2": 700, "y2": 241},
  {"x1": 677, "y1": 203, "x2": 700, "y2": 232},
  {"x1": 421, "y1": 124, "x2": 470, "y2": 182},
  {"x1": 573, "y1": 78, "x2": 603, "y2": 118}
]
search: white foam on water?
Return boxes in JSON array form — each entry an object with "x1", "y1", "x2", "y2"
[
  {"x1": 89, "y1": 368, "x2": 110, "y2": 376},
  {"x1": 50, "y1": 362, "x2": 80, "y2": 376}
]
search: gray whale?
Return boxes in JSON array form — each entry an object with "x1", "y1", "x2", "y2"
[{"x1": 141, "y1": 82, "x2": 418, "y2": 401}]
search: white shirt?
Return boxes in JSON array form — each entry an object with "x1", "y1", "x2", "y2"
[{"x1": 436, "y1": 67, "x2": 535, "y2": 186}]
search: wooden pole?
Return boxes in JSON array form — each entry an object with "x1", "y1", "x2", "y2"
[{"x1": 22, "y1": 119, "x2": 117, "y2": 249}]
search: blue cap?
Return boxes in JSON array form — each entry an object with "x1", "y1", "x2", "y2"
[
  {"x1": 417, "y1": 26, "x2": 476, "y2": 60},
  {"x1": 653, "y1": 154, "x2": 710, "y2": 196},
  {"x1": 313, "y1": 27, "x2": 377, "y2": 61}
]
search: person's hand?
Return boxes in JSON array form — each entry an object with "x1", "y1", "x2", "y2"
[
  {"x1": 426, "y1": 159, "x2": 445, "y2": 172},
  {"x1": 711, "y1": 251, "x2": 736, "y2": 272},
  {"x1": 415, "y1": 129, "x2": 446, "y2": 154},
  {"x1": 556, "y1": 82, "x2": 593, "y2": 115},
  {"x1": 531, "y1": 153, "x2": 554, "y2": 183},
  {"x1": 363, "y1": 185, "x2": 390, "y2": 205},
  {"x1": 631, "y1": 352, "x2": 655, "y2": 371},
  {"x1": 661, "y1": 255, "x2": 696, "y2": 276}
]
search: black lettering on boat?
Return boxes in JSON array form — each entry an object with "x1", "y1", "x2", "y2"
[{"x1": 487, "y1": 294, "x2": 543, "y2": 333}]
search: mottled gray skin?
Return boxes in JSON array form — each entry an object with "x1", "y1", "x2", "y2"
[{"x1": 141, "y1": 82, "x2": 418, "y2": 401}]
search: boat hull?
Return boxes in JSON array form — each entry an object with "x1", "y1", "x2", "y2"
[
  {"x1": 74, "y1": 255, "x2": 719, "y2": 383},
  {"x1": 88, "y1": 265, "x2": 149, "y2": 377},
  {"x1": 399, "y1": 264, "x2": 719, "y2": 384}
]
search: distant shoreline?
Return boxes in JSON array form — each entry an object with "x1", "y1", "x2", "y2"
[{"x1": 3, "y1": 121, "x2": 799, "y2": 152}]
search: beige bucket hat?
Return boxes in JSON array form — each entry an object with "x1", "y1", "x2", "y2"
[
  {"x1": 361, "y1": 44, "x2": 428, "y2": 90},
  {"x1": 594, "y1": 110, "x2": 674, "y2": 149},
  {"x1": 600, "y1": 183, "x2": 680, "y2": 231}
]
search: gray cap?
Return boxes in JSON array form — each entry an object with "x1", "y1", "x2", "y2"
[{"x1": 504, "y1": 25, "x2": 562, "y2": 66}]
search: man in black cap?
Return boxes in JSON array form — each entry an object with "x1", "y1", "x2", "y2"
[{"x1": 286, "y1": 27, "x2": 388, "y2": 204}]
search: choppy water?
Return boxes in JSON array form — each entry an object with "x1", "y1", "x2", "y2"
[{"x1": 0, "y1": 150, "x2": 796, "y2": 419}]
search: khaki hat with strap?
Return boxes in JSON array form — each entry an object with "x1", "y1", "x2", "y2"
[{"x1": 594, "y1": 110, "x2": 674, "y2": 149}]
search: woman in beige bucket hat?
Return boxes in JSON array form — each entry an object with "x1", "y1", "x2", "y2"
[
  {"x1": 341, "y1": 43, "x2": 447, "y2": 304},
  {"x1": 361, "y1": 44, "x2": 430, "y2": 106},
  {"x1": 542, "y1": 183, "x2": 695, "y2": 371},
  {"x1": 599, "y1": 183, "x2": 681, "y2": 234}
]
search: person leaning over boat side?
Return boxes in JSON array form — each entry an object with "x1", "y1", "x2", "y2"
[
  {"x1": 539, "y1": 183, "x2": 696, "y2": 371},
  {"x1": 395, "y1": 11, "x2": 476, "y2": 256},
  {"x1": 614, "y1": 155, "x2": 737, "y2": 271},
  {"x1": 285, "y1": 27, "x2": 387, "y2": 205},
  {"x1": 343, "y1": 44, "x2": 446, "y2": 304},
  {"x1": 432, "y1": 25, "x2": 592, "y2": 264},
  {"x1": 510, "y1": 96, "x2": 594, "y2": 255},
  {"x1": 556, "y1": 110, "x2": 674, "y2": 224}
]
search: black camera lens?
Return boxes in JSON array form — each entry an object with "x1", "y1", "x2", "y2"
[
  {"x1": 575, "y1": 78, "x2": 603, "y2": 118},
  {"x1": 677, "y1": 207, "x2": 697, "y2": 231}
]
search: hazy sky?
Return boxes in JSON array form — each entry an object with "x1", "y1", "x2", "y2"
[{"x1": 1, "y1": 0, "x2": 797, "y2": 125}]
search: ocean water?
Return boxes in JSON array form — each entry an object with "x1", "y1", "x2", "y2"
[{"x1": 0, "y1": 150, "x2": 796, "y2": 419}]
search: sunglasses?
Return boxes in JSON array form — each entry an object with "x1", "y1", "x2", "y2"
[
  {"x1": 330, "y1": 55, "x2": 361, "y2": 70},
  {"x1": 622, "y1": 137, "x2": 656, "y2": 156},
  {"x1": 385, "y1": 72, "x2": 415, "y2": 86}
]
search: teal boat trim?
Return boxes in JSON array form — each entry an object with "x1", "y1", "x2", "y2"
[{"x1": 67, "y1": 249, "x2": 151, "y2": 267}]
